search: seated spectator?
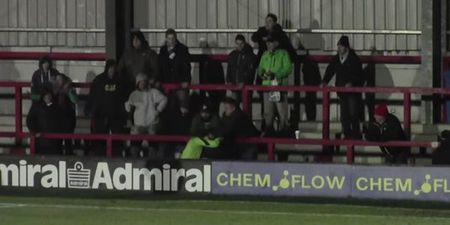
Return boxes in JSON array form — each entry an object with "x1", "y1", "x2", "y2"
[
  {"x1": 364, "y1": 104, "x2": 410, "y2": 164},
  {"x1": 227, "y1": 34, "x2": 257, "y2": 102},
  {"x1": 118, "y1": 29, "x2": 159, "y2": 96},
  {"x1": 85, "y1": 59, "x2": 128, "y2": 156},
  {"x1": 190, "y1": 103, "x2": 220, "y2": 137},
  {"x1": 31, "y1": 55, "x2": 59, "y2": 102},
  {"x1": 125, "y1": 74, "x2": 167, "y2": 157},
  {"x1": 54, "y1": 73, "x2": 78, "y2": 155},
  {"x1": 432, "y1": 131, "x2": 450, "y2": 165},
  {"x1": 257, "y1": 34, "x2": 292, "y2": 135},
  {"x1": 159, "y1": 28, "x2": 191, "y2": 115},
  {"x1": 181, "y1": 98, "x2": 259, "y2": 160},
  {"x1": 26, "y1": 88, "x2": 63, "y2": 155}
]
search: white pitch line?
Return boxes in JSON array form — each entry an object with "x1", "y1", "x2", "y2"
[{"x1": 0, "y1": 202, "x2": 449, "y2": 221}]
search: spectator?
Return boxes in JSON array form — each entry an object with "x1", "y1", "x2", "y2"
[
  {"x1": 251, "y1": 13, "x2": 296, "y2": 61},
  {"x1": 26, "y1": 88, "x2": 63, "y2": 155},
  {"x1": 85, "y1": 60, "x2": 128, "y2": 156},
  {"x1": 31, "y1": 55, "x2": 59, "y2": 102},
  {"x1": 159, "y1": 28, "x2": 191, "y2": 114},
  {"x1": 257, "y1": 34, "x2": 292, "y2": 135},
  {"x1": 54, "y1": 74, "x2": 78, "y2": 155},
  {"x1": 301, "y1": 55, "x2": 322, "y2": 121},
  {"x1": 322, "y1": 35, "x2": 363, "y2": 139},
  {"x1": 118, "y1": 29, "x2": 159, "y2": 96},
  {"x1": 364, "y1": 104, "x2": 410, "y2": 164},
  {"x1": 217, "y1": 98, "x2": 260, "y2": 160},
  {"x1": 190, "y1": 103, "x2": 220, "y2": 137},
  {"x1": 227, "y1": 34, "x2": 257, "y2": 102},
  {"x1": 181, "y1": 98, "x2": 259, "y2": 160},
  {"x1": 125, "y1": 74, "x2": 168, "y2": 157},
  {"x1": 432, "y1": 131, "x2": 450, "y2": 165}
]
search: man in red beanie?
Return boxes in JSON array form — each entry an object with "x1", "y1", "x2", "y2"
[{"x1": 364, "y1": 104, "x2": 410, "y2": 164}]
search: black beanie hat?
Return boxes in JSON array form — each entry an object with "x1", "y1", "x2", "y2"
[{"x1": 337, "y1": 35, "x2": 350, "y2": 48}]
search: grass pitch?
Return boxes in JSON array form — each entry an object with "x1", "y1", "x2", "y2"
[{"x1": 1, "y1": 195, "x2": 450, "y2": 225}]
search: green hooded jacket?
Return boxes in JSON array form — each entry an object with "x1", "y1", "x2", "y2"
[{"x1": 257, "y1": 48, "x2": 292, "y2": 86}]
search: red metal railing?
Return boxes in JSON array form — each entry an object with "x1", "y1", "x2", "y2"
[{"x1": 0, "y1": 81, "x2": 446, "y2": 163}]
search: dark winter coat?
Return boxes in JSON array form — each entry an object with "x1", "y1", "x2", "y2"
[
  {"x1": 26, "y1": 101, "x2": 63, "y2": 154},
  {"x1": 322, "y1": 49, "x2": 363, "y2": 88},
  {"x1": 159, "y1": 42, "x2": 192, "y2": 83},
  {"x1": 85, "y1": 64, "x2": 127, "y2": 119},
  {"x1": 226, "y1": 44, "x2": 257, "y2": 84},
  {"x1": 190, "y1": 114, "x2": 220, "y2": 137},
  {"x1": 217, "y1": 109, "x2": 259, "y2": 145},
  {"x1": 251, "y1": 24, "x2": 297, "y2": 61},
  {"x1": 31, "y1": 57, "x2": 59, "y2": 101}
]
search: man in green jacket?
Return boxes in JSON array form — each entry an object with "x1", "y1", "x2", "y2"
[{"x1": 257, "y1": 34, "x2": 292, "y2": 134}]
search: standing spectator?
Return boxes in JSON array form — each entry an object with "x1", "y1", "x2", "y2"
[
  {"x1": 322, "y1": 36, "x2": 363, "y2": 139},
  {"x1": 31, "y1": 55, "x2": 59, "y2": 102},
  {"x1": 118, "y1": 29, "x2": 159, "y2": 96},
  {"x1": 227, "y1": 34, "x2": 257, "y2": 102},
  {"x1": 251, "y1": 13, "x2": 296, "y2": 61},
  {"x1": 125, "y1": 73, "x2": 168, "y2": 157},
  {"x1": 257, "y1": 34, "x2": 292, "y2": 135},
  {"x1": 364, "y1": 104, "x2": 410, "y2": 164},
  {"x1": 85, "y1": 60, "x2": 128, "y2": 156},
  {"x1": 159, "y1": 28, "x2": 191, "y2": 114},
  {"x1": 54, "y1": 74, "x2": 78, "y2": 155},
  {"x1": 301, "y1": 55, "x2": 322, "y2": 121},
  {"x1": 26, "y1": 88, "x2": 63, "y2": 155}
]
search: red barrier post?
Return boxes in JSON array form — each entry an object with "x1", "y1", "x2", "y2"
[
  {"x1": 403, "y1": 92, "x2": 411, "y2": 138},
  {"x1": 267, "y1": 142, "x2": 275, "y2": 161},
  {"x1": 346, "y1": 145, "x2": 355, "y2": 164},
  {"x1": 106, "y1": 136, "x2": 112, "y2": 157},
  {"x1": 322, "y1": 89, "x2": 330, "y2": 140},
  {"x1": 15, "y1": 86, "x2": 22, "y2": 145}
]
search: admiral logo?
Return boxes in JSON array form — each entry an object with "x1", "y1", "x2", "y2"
[{"x1": 0, "y1": 160, "x2": 211, "y2": 193}]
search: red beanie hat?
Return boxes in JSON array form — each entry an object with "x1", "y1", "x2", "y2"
[{"x1": 374, "y1": 104, "x2": 388, "y2": 118}]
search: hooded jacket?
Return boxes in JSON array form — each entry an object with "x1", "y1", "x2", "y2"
[
  {"x1": 31, "y1": 56, "x2": 60, "y2": 101},
  {"x1": 322, "y1": 49, "x2": 363, "y2": 88},
  {"x1": 118, "y1": 30, "x2": 159, "y2": 93},
  {"x1": 226, "y1": 44, "x2": 257, "y2": 84},
  {"x1": 125, "y1": 87, "x2": 168, "y2": 127},
  {"x1": 251, "y1": 24, "x2": 297, "y2": 61},
  {"x1": 85, "y1": 60, "x2": 127, "y2": 118},
  {"x1": 257, "y1": 48, "x2": 292, "y2": 86},
  {"x1": 159, "y1": 41, "x2": 192, "y2": 83}
]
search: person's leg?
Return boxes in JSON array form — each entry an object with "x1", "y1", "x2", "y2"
[
  {"x1": 263, "y1": 92, "x2": 275, "y2": 133},
  {"x1": 238, "y1": 144, "x2": 258, "y2": 161},
  {"x1": 109, "y1": 117, "x2": 126, "y2": 157},
  {"x1": 339, "y1": 95, "x2": 352, "y2": 139},
  {"x1": 347, "y1": 94, "x2": 362, "y2": 139},
  {"x1": 305, "y1": 92, "x2": 317, "y2": 121},
  {"x1": 129, "y1": 126, "x2": 144, "y2": 158},
  {"x1": 92, "y1": 117, "x2": 108, "y2": 156},
  {"x1": 275, "y1": 93, "x2": 289, "y2": 131}
]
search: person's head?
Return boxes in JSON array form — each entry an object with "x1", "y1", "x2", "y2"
[
  {"x1": 104, "y1": 59, "x2": 117, "y2": 79},
  {"x1": 265, "y1": 13, "x2": 278, "y2": 31},
  {"x1": 166, "y1": 28, "x2": 177, "y2": 48},
  {"x1": 135, "y1": 73, "x2": 148, "y2": 90},
  {"x1": 266, "y1": 35, "x2": 279, "y2": 51},
  {"x1": 374, "y1": 104, "x2": 389, "y2": 124},
  {"x1": 200, "y1": 103, "x2": 212, "y2": 121},
  {"x1": 41, "y1": 88, "x2": 53, "y2": 105},
  {"x1": 222, "y1": 97, "x2": 238, "y2": 117},
  {"x1": 130, "y1": 29, "x2": 148, "y2": 50},
  {"x1": 235, "y1": 34, "x2": 246, "y2": 51},
  {"x1": 337, "y1": 35, "x2": 350, "y2": 56},
  {"x1": 39, "y1": 55, "x2": 52, "y2": 72}
]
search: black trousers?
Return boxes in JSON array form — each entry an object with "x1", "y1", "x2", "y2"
[
  {"x1": 92, "y1": 116, "x2": 126, "y2": 156},
  {"x1": 305, "y1": 92, "x2": 317, "y2": 121},
  {"x1": 339, "y1": 94, "x2": 362, "y2": 139}
]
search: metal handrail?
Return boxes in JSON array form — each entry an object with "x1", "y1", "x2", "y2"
[{"x1": 0, "y1": 28, "x2": 422, "y2": 35}]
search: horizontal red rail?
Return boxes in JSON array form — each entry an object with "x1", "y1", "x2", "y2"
[{"x1": 0, "y1": 51, "x2": 425, "y2": 64}]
